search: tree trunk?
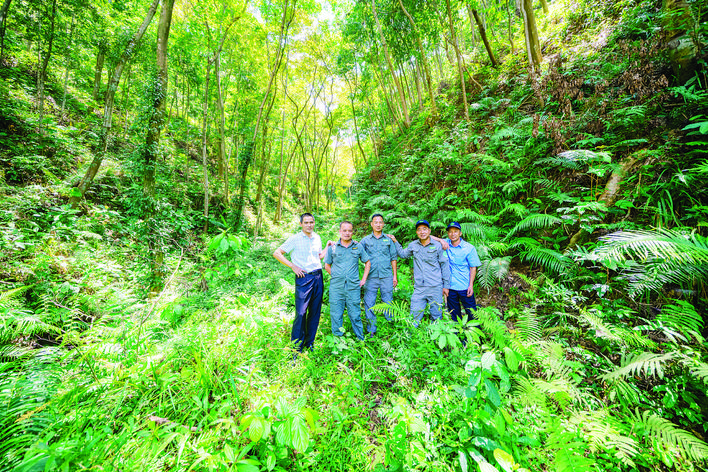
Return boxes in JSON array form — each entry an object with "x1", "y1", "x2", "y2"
[
  {"x1": 70, "y1": 0, "x2": 160, "y2": 206},
  {"x1": 142, "y1": 0, "x2": 176, "y2": 197},
  {"x1": 201, "y1": 58, "x2": 211, "y2": 232},
  {"x1": 60, "y1": 11, "x2": 76, "y2": 117},
  {"x1": 371, "y1": 0, "x2": 410, "y2": 127},
  {"x1": 521, "y1": 0, "x2": 542, "y2": 71},
  {"x1": 471, "y1": 8, "x2": 498, "y2": 67},
  {"x1": 215, "y1": 52, "x2": 229, "y2": 203},
  {"x1": 37, "y1": 0, "x2": 57, "y2": 146},
  {"x1": 539, "y1": 0, "x2": 549, "y2": 14},
  {"x1": 0, "y1": 0, "x2": 12, "y2": 58},
  {"x1": 121, "y1": 62, "x2": 132, "y2": 137},
  {"x1": 662, "y1": 0, "x2": 699, "y2": 84},
  {"x1": 92, "y1": 43, "x2": 106, "y2": 102},
  {"x1": 444, "y1": 0, "x2": 469, "y2": 120},
  {"x1": 396, "y1": 0, "x2": 437, "y2": 115},
  {"x1": 234, "y1": 0, "x2": 295, "y2": 230}
]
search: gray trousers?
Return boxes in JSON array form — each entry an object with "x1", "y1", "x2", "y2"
[
  {"x1": 363, "y1": 277, "x2": 394, "y2": 333},
  {"x1": 410, "y1": 285, "x2": 444, "y2": 326}
]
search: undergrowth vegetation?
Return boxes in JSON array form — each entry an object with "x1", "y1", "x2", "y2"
[{"x1": 1, "y1": 0, "x2": 707, "y2": 470}]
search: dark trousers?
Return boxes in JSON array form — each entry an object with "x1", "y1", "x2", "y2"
[
  {"x1": 447, "y1": 289, "x2": 477, "y2": 322},
  {"x1": 293, "y1": 270, "x2": 323, "y2": 351}
]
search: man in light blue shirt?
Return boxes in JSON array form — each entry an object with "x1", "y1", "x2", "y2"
[{"x1": 442, "y1": 221, "x2": 481, "y2": 321}]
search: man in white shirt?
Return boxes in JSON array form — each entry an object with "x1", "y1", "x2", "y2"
[{"x1": 273, "y1": 213, "x2": 326, "y2": 352}]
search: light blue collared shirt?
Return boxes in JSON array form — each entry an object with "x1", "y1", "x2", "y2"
[{"x1": 444, "y1": 239, "x2": 481, "y2": 291}]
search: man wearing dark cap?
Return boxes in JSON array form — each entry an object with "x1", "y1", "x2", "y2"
[
  {"x1": 389, "y1": 220, "x2": 450, "y2": 326},
  {"x1": 441, "y1": 222, "x2": 481, "y2": 322}
]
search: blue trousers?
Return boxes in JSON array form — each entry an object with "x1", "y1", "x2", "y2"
[
  {"x1": 410, "y1": 285, "x2": 444, "y2": 327},
  {"x1": 293, "y1": 270, "x2": 323, "y2": 351},
  {"x1": 363, "y1": 277, "x2": 394, "y2": 334},
  {"x1": 447, "y1": 289, "x2": 477, "y2": 322}
]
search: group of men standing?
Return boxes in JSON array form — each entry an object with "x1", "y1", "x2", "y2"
[{"x1": 272, "y1": 213, "x2": 481, "y2": 352}]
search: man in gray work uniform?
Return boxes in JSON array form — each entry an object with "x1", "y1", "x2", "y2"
[
  {"x1": 324, "y1": 221, "x2": 371, "y2": 340},
  {"x1": 390, "y1": 220, "x2": 450, "y2": 326},
  {"x1": 359, "y1": 214, "x2": 398, "y2": 337}
]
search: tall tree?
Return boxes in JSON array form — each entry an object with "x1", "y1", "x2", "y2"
[
  {"x1": 142, "y1": 0, "x2": 176, "y2": 197},
  {"x1": 470, "y1": 7, "x2": 498, "y2": 67},
  {"x1": 37, "y1": 0, "x2": 57, "y2": 145},
  {"x1": 370, "y1": 0, "x2": 410, "y2": 127},
  {"x1": 0, "y1": 0, "x2": 12, "y2": 58},
  {"x1": 444, "y1": 0, "x2": 469, "y2": 120},
  {"x1": 521, "y1": 0, "x2": 542, "y2": 71},
  {"x1": 70, "y1": 0, "x2": 161, "y2": 206},
  {"x1": 395, "y1": 0, "x2": 437, "y2": 115}
]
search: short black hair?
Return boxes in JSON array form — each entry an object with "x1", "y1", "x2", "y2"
[
  {"x1": 300, "y1": 212, "x2": 314, "y2": 223},
  {"x1": 371, "y1": 213, "x2": 384, "y2": 222},
  {"x1": 339, "y1": 220, "x2": 353, "y2": 229}
]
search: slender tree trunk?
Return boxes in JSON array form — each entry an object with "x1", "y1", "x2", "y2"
[
  {"x1": 521, "y1": 0, "x2": 542, "y2": 71},
  {"x1": 142, "y1": 0, "x2": 176, "y2": 197},
  {"x1": 70, "y1": 0, "x2": 160, "y2": 206},
  {"x1": 539, "y1": 0, "x2": 549, "y2": 14},
  {"x1": 371, "y1": 0, "x2": 410, "y2": 127},
  {"x1": 234, "y1": 0, "x2": 295, "y2": 230},
  {"x1": 396, "y1": 0, "x2": 437, "y2": 115},
  {"x1": 37, "y1": 0, "x2": 57, "y2": 146},
  {"x1": 444, "y1": 0, "x2": 469, "y2": 120},
  {"x1": 215, "y1": 52, "x2": 229, "y2": 203},
  {"x1": 122, "y1": 62, "x2": 132, "y2": 137},
  {"x1": 507, "y1": 2, "x2": 515, "y2": 55},
  {"x1": 201, "y1": 58, "x2": 211, "y2": 232},
  {"x1": 0, "y1": 0, "x2": 12, "y2": 58},
  {"x1": 471, "y1": 8, "x2": 498, "y2": 67},
  {"x1": 60, "y1": 11, "x2": 76, "y2": 117},
  {"x1": 92, "y1": 43, "x2": 106, "y2": 102}
]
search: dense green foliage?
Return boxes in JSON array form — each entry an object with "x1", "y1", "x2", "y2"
[{"x1": 1, "y1": 0, "x2": 708, "y2": 470}]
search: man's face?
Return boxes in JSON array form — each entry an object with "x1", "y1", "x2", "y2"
[
  {"x1": 371, "y1": 216, "x2": 384, "y2": 233},
  {"x1": 301, "y1": 216, "x2": 315, "y2": 235},
  {"x1": 448, "y1": 228, "x2": 461, "y2": 243},
  {"x1": 416, "y1": 224, "x2": 430, "y2": 241},
  {"x1": 339, "y1": 223, "x2": 354, "y2": 242}
]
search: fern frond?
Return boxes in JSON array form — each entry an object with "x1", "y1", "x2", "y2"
[
  {"x1": 515, "y1": 308, "x2": 542, "y2": 342},
  {"x1": 512, "y1": 377, "x2": 548, "y2": 408},
  {"x1": 578, "y1": 310, "x2": 655, "y2": 349},
  {"x1": 365, "y1": 194, "x2": 396, "y2": 211},
  {"x1": 601, "y1": 352, "x2": 676, "y2": 381},
  {"x1": 521, "y1": 247, "x2": 575, "y2": 275},
  {"x1": 478, "y1": 257, "x2": 511, "y2": 290},
  {"x1": 597, "y1": 229, "x2": 708, "y2": 264},
  {"x1": 545, "y1": 428, "x2": 595, "y2": 472},
  {"x1": 0, "y1": 286, "x2": 31, "y2": 309},
  {"x1": 568, "y1": 411, "x2": 639, "y2": 467},
  {"x1": 494, "y1": 203, "x2": 529, "y2": 220},
  {"x1": 460, "y1": 223, "x2": 500, "y2": 242},
  {"x1": 475, "y1": 307, "x2": 508, "y2": 350},
  {"x1": 506, "y1": 214, "x2": 563, "y2": 239},
  {"x1": 508, "y1": 237, "x2": 540, "y2": 251},
  {"x1": 454, "y1": 208, "x2": 495, "y2": 225},
  {"x1": 371, "y1": 301, "x2": 409, "y2": 320},
  {"x1": 632, "y1": 409, "x2": 708, "y2": 462},
  {"x1": 501, "y1": 179, "x2": 524, "y2": 195},
  {"x1": 658, "y1": 301, "x2": 704, "y2": 343}
]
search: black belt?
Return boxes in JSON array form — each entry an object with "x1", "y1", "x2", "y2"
[{"x1": 304, "y1": 269, "x2": 322, "y2": 275}]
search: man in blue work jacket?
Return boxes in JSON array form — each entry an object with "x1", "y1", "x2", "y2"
[
  {"x1": 441, "y1": 222, "x2": 481, "y2": 321},
  {"x1": 389, "y1": 220, "x2": 450, "y2": 326},
  {"x1": 359, "y1": 214, "x2": 398, "y2": 337},
  {"x1": 324, "y1": 221, "x2": 371, "y2": 340}
]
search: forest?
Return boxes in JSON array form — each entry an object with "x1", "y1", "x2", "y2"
[{"x1": 1, "y1": 0, "x2": 707, "y2": 470}]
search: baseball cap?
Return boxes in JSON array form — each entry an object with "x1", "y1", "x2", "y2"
[
  {"x1": 415, "y1": 219, "x2": 430, "y2": 228},
  {"x1": 447, "y1": 221, "x2": 462, "y2": 230}
]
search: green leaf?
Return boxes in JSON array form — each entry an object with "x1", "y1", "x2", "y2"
[
  {"x1": 290, "y1": 416, "x2": 309, "y2": 452},
  {"x1": 484, "y1": 379, "x2": 501, "y2": 407},
  {"x1": 503, "y1": 347, "x2": 519, "y2": 372},
  {"x1": 459, "y1": 450, "x2": 468, "y2": 472},
  {"x1": 249, "y1": 417, "x2": 265, "y2": 442},
  {"x1": 235, "y1": 459, "x2": 261, "y2": 472},
  {"x1": 493, "y1": 449, "x2": 515, "y2": 472}
]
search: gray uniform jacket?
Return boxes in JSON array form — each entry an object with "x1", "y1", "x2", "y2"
[
  {"x1": 394, "y1": 239, "x2": 450, "y2": 289},
  {"x1": 359, "y1": 233, "x2": 397, "y2": 279}
]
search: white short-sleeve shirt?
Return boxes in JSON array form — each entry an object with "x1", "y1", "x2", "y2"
[{"x1": 279, "y1": 232, "x2": 323, "y2": 273}]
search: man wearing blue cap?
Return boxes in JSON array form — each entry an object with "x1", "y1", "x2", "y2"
[
  {"x1": 440, "y1": 222, "x2": 481, "y2": 322},
  {"x1": 389, "y1": 220, "x2": 450, "y2": 326}
]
